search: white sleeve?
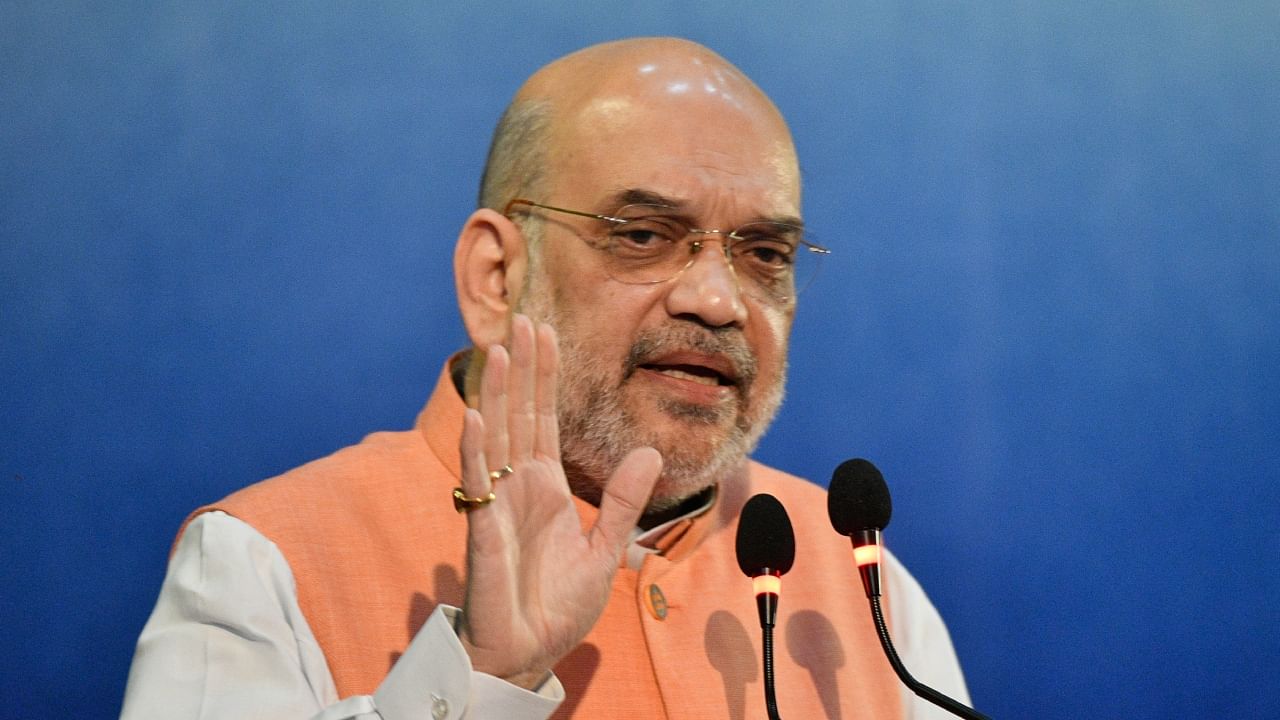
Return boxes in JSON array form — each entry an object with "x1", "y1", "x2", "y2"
[
  {"x1": 882, "y1": 549, "x2": 974, "y2": 720},
  {"x1": 119, "y1": 511, "x2": 562, "y2": 720}
]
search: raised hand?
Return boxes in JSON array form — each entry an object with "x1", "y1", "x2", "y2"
[{"x1": 456, "y1": 313, "x2": 663, "y2": 688}]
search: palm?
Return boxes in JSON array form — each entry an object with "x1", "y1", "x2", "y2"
[{"x1": 456, "y1": 315, "x2": 661, "y2": 686}]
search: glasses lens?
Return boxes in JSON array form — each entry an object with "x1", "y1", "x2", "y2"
[
  {"x1": 596, "y1": 206, "x2": 826, "y2": 304},
  {"x1": 600, "y1": 205, "x2": 692, "y2": 283},
  {"x1": 791, "y1": 242, "x2": 826, "y2": 299},
  {"x1": 729, "y1": 223, "x2": 823, "y2": 304}
]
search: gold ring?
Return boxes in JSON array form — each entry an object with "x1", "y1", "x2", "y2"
[
  {"x1": 453, "y1": 487, "x2": 496, "y2": 513},
  {"x1": 488, "y1": 464, "x2": 514, "y2": 482}
]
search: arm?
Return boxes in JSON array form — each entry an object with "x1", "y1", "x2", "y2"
[
  {"x1": 122, "y1": 316, "x2": 655, "y2": 715},
  {"x1": 119, "y1": 511, "x2": 562, "y2": 720}
]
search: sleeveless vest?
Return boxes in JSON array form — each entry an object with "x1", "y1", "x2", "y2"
[{"x1": 196, "y1": 364, "x2": 903, "y2": 719}]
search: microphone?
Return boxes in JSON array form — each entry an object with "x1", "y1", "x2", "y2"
[
  {"x1": 827, "y1": 458, "x2": 892, "y2": 599},
  {"x1": 736, "y1": 493, "x2": 795, "y2": 720},
  {"x1": 828, "y1": 459, "x2": 992, "y2": 720}
]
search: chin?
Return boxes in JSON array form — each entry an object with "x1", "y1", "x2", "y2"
[
  {"x1": 645, "y1": 433, "x2": 751, "y2": 507},
  {"x1": 645, "y1": 473, "x2": 727, "y2": 513},
  {"x1": 556, "y1": 358, "x2": 786, "y2": 512},
  {"x1": 648, "y1": 472, "x2": 715, "y2": 507}
]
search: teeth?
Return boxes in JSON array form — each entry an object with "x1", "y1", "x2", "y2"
[{"x1": 656, "y1": 367, "x2": 719, "y2": 386}]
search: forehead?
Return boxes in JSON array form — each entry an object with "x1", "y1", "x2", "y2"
[{"x1": 543, "y1": 85, "x2": 801, "y2": 220}]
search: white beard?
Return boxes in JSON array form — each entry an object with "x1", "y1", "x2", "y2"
[{"x1": 519, "y1": 268, "x2": 786, "y2": 510}]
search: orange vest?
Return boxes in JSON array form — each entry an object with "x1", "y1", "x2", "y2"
[{"x1": 198, "y1": 363, "x2": 902, "y2": 719}]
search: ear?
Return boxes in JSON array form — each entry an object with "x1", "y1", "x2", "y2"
[{"x1": 454, "y1": 208, "x2": 529, "y2": 349}]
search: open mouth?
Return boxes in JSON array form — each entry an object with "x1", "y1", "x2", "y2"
[
  {"x1": 632, "y1": 346, "x2": 742, "y2": 394},
  {"x1": 638, "y1": 362, "x2": 733, "y2": 387}
]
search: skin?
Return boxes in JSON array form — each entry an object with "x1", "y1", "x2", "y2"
[{"x1": 451, "y1": 38, "x2": 802, "y2": 688}]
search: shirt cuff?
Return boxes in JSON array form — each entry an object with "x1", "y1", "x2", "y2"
[{"x1": 373, "y1": 605, "x2": 563, "y2": 720}]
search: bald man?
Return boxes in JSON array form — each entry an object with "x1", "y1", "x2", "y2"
[{"x1": 122, "y1": 38, "x2": 970, "y2": 720}]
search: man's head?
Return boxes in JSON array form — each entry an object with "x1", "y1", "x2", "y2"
[{"x1": 455, "y1": 38, "x2": 802, "y2": 510}]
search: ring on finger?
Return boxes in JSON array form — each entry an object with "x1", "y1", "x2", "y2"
[
  {"x1": 488, "y1": 464, "x2": 514, "y2": 482},
  {"x1": 452, "y1": 487, "x2": 496, "y2": 514}
]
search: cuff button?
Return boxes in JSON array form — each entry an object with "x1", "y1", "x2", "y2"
[{"x1": 430, "y1": 693, "x2": 449, "y2": 719}]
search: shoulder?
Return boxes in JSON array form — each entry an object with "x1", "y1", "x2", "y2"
[
  {"x1": 222, "y1": 428, "x2": 439, "y2": 508},
  {"x1": 177, "y1": 426, "x2": 452, "y2": 554}
]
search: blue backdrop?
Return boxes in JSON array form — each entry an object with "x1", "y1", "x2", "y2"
[{"x1": 3, "y1": 3, "x2": 1277, "y2": 718}]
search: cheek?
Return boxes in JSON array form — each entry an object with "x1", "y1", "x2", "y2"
[
  {"x1": 556, "y1": 281, "x2": 665, "y2": 358},
  {"x1": 750, "y1": 304, "x2": 793, "y2": 370}
]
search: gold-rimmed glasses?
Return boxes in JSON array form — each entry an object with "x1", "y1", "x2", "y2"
[{"x1": 504, "y1": 198, "x2": 830, "y2": 304}]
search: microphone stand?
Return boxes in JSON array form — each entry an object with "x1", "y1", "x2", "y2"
[
  {"x1": 758, "y1": 589, "x2": 783, "y2": 720},
  {"x1": 867, "y1": 589, "x2": 990, "y2": 720},
  {"x1": 828, "y1": 461, "x2": 993, "y2": 720},
  {"x1": 755, "y1": 578, "x2": 784, "y2": 720},
  {"x1": 737, "y1": 493, "x2": 794, "y2": 720}
]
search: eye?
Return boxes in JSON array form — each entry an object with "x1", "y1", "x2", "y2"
[
  {"x1": 606, "y1": 217, "x2": 685, "y2": 258},
  {"x1": 742, "y1": 242, "x2": 793, "y2": 268},
  {"x1": 732, "y1": 225, "x2": 799, "y2": 275}
]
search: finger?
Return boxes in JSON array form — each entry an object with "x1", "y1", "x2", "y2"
[
  {"x1": 534, "y1": 321, "x2": 560, "y2": 462},
  {"x1": 479, "y1": 344, "x2": 509, "y2": 471},
  {"x1": 458, "y1": 408, "x2": 496, "y2": 513},
  {"x1": 588, "y1": 447, "x2": 662, "y2": 560},
  {"x1": 506, "y1": 314, "x2": 537, "y2": 461}
]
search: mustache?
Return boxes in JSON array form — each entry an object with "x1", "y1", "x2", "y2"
[{"x1": 622, "y1": 323, "x2": 757, "y2": 389}]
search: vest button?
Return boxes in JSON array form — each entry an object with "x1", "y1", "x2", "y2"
[
  {"x1": 646, "y1": 583, "x2": 668, "y2": 620},
  {"x1": 430, "y1": 693, "x2": 449, "y2": 719}
]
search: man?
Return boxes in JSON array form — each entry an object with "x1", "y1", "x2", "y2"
[{"x1": 122, "y1": 37, "x2": 970, "y2": 719}]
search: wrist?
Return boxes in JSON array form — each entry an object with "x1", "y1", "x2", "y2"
[{"x1": 455, "y1": 616, "x2": 552, "y2": 691}]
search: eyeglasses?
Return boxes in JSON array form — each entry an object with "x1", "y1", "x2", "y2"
[{"x1": 504, "y1": 198, "x2": 830, "y2": 304}]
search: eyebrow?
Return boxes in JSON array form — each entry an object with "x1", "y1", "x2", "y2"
[
  {"x1": 605, "y1": 187, "x2": 805, "y2": 229},
  {"x1": 610, "y1": 188, "x2": 683, "y2": 210}
]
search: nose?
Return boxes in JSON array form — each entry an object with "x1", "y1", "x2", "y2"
[{"x1": 662, "y1": 237, "x2": 749, "y2": 328}]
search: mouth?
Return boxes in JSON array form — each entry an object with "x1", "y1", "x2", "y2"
[
  {"x1": 639, "y1": 363, "x2": 732, "y2": 387},
  {"x1": 634, "y1": 351, "x2": 740, "y2": 395}
]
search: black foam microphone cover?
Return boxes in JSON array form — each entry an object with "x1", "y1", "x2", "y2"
[
  {"x1": 735, "y1": 493, "x2": 796, "y2": 577},
  {"x1": 827, "y1": 458, "x2": 893, "y2": 536}
]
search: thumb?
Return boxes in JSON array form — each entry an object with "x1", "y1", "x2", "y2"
[{"x1": 588, "y1": 447, "x2": 662, "y2": 559}]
